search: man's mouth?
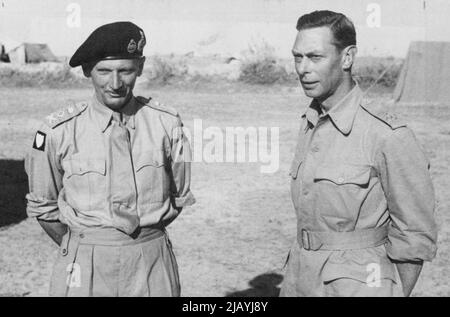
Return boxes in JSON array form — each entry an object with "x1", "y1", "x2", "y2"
[
  {"x1": 301, "y1": 81, "x2": 319, "y2": 88},
  {"x1": 106, "y1": 91, "x2": 126, "y2": 98}
]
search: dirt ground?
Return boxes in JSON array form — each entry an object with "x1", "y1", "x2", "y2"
[{"x1": 0, "y1": 83, "x2": 449, "y2": 297}]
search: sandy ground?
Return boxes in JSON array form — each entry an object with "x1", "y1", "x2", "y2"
[{"x1": 0, "y1": 84, "x2": 449, "y2": 297}]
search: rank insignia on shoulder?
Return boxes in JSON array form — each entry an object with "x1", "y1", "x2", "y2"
[
  {"x1": 33, "y1": 131, "x2": 47, "y2": 152},
  {"x1": 147, "y1": 99, "x2": 179, "y2": 117},
  {"x1": 45, "y1": 102, "x2": 88, "y2": 129},
  {"x1": 361, "y1": 105, "x2": 407, "y2": 130},
  {"x1": 377, "y1": 111, "x2": 407, "y2": 130}
]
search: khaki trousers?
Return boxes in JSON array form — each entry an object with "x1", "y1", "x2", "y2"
[
  {"x1": 280, "y1": 240, "x2": 404, "y2": 297},
  {"x1": 49, "y1": 226, "x2": 180, "y2": 297}
]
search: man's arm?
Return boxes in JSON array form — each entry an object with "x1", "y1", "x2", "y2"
[
  {"x1": 394, "y1": 260, "x2": 423, "y2": 297},
  {"x1": 376, "y1": 127, "x2": 438, "y2": 296},
  {"x1": 169, "y1": 117, "x2": 196, "y2": 212},
  {"x1": 25, "y1": 124, "x2": 65, "y2": 241},
  {"x1": 38, "y1": 220, "x2": 68, "y2": 246}
]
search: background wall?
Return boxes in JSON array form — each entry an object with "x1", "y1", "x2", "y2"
[{"x1": 1, "y1": 0, "x2": 449, "y2": 58}]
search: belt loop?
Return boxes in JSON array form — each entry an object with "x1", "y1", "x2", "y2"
[
  {"x1": 60, "y1": 228, "x2": 71, "y2": 256},
  {"x1": 301, "y1": 229, "x2": 311, "y2": 251}
]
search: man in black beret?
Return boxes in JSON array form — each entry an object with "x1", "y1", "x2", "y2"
[{"x1": 25, "y1": 21, "x2": 195, "y2": 297}]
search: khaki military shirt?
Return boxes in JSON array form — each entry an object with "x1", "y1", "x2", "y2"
[
  {"x1": 289, "y1": 84, "x2": 437, "y2": 262},
  {"x1": 25, "y1": 95, "x2": 195, "y2": 235}
]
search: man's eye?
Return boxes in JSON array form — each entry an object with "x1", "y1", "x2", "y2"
[
  {"x1": 294, "y1": 56, "x2": 303, "y2": 63},
  {"x1": 119, "y1": 69, "x2": 136, "y2": 75},
  {"x1": 311, "y1": 56, "x2": 321, "y2": 61}
]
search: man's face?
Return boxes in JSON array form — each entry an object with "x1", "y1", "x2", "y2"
[
  {"x1": 292, "y1": 27, "x2": 345, "y2": 101},
  {"x1": 87, "y1": 58, "x2": 144, "y2": 111}
]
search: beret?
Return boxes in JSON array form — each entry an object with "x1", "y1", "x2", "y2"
[{"x1": 69, "y1": 21, "x2": 147, "y2": 68}]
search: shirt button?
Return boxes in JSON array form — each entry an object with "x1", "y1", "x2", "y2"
[
  {"x1": 61, "y1": 248, "x2": 68, "y2": 256},
  {"x1": 79, "y1": 233, "x2": 85, "y2": 239}
]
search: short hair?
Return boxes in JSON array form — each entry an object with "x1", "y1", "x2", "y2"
[{"x1": 296, "y1": 10, "x2": 356, "y2": 51}]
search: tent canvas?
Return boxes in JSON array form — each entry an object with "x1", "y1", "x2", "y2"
[
  {"x1": 394, "y1": 41, "x2": 450, "y2": 104},
  {"x1": 0, "y1": 43, "x2": 8, "y2": 62},
  {"x1": 7, "y1": 43, "x2": 58, "y2": 64}
]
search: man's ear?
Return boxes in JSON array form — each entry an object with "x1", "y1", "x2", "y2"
[
  {"x1": 137, "y1": 57, "x2": 145, "y2": 76},
  {"x1": 342, "y1": 45, "x2": 357, "y2": 71}
]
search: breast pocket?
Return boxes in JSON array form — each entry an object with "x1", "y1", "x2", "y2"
[
  {"x1": 314, "y1": 164, "x2": 371, "y2": 188},
  {"x1": 313, "y1": 164, "x2": 373, "y2": 223},
  {"x1": 135, "y1": 150, "x2": 170, "y2": 203},
  {"x1": 62, "y1": 157, "x2": 106, "y2": 210}
]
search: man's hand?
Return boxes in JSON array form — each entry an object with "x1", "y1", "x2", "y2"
[
  {"x1": 37, "y1": 219, "x2": 68, "y2": 246},
  {"x1": 394, "y1": 260, "x2": 424, "y2": 297}
]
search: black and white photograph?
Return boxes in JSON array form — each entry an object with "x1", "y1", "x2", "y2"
[{"x1": 0, "y1": 0, "x2": 449, "y2": 299}]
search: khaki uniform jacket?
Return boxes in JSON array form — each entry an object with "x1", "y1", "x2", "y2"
[
  {"x1": 281, "y1": 85, "x2": 438, "y2": 296},
  {"x1": 25, "y1": 95, "x2": 195, "y2": 235}
]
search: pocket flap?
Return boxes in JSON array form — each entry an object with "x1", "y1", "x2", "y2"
[
  {"x1": 315, "y1": 165, "x2": 371, "y2": 186},
  {"x1": 322, "y1": 260, "x2": 397, "y2": 284},
  {"x1": 135, "y1": 150, "x2": 166, "y2": 172},
  {"x1": 63, "y1": 158, "x2": 106, "y2": 177}
]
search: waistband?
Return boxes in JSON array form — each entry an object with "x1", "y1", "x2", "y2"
[
  {"x1": 64, "y1": 225, "x2": 165, "y2": 248},
  {"x1": 297, "y1": 225, "x2": 389, "y2": 251},
  {"x1": 59, "y1": 225, "x2": 167, "y2": 297}
]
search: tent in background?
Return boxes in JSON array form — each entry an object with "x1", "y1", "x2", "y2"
[
  {"x1": 394, "y1": 41, "x2": 450, "y2": 104},
  {"x1": 0, "y1": 43, "x2": 9, "y2": 62},
  {"x1": 0, "y1": 37, "x2": 20, "y2": 62},
  {"x1": 7, "y1": 43, "x2": 59, "y2": 64}
]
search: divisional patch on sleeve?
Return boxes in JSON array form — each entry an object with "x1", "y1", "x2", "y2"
[{"x1": 33, "y1": 131, "x2": 47, "y2": 152}]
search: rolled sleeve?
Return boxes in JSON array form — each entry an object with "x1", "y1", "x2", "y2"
[
  {"x1": 170, "y1": 117, "x2": 196, "y2": 208},
  {"x1": 25, "y1": 193, "x2": 60, "y2": 221},
  {"x1": 24, "y1": 125, "x2": 63, "y2": 221},
  {"x1": 377, "y1": 127, "x2": 437, "y2": 262},
  {"x1": 174, "y1": 191, "x2": 196, "y2": 208}
]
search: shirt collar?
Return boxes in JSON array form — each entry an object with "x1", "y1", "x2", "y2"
[
  {"x1": 302, "y1": 83, "x2": 363, "y2": 135},
  {"x1": 302, "y1": 99, "x2": 322, "y2": 128},
  {"x1": 120, "y1": 97, "x2": 137, "y2": 129},
  {"x1": 90, "y1": 94, "x2": 138, "y2": 132}
]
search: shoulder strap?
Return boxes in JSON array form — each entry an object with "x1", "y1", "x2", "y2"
[
  {"x1": 44, "y1": 102, "x2": 88, "y2": 129},
  {"x1": 137, "y1": 96, "x2": 179, "y2": 117},
  {"x1": 361, "y1": 105, "x2": 407, "y2": 130}
]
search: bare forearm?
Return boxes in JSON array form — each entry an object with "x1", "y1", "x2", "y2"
[
  {"x1": 37, "y1": 219, "x2": 68, "y2": 246},
  {"x1": 395, "y1": 261, "x2": 423, "y2": 297}
]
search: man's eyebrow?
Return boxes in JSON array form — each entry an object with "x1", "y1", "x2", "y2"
[
  {"x1": 118, "y1": 67, "x2": 136, "y2": 71},
  {"x1": 292, "y1": 50, "x2": 324, "y2": 57}
]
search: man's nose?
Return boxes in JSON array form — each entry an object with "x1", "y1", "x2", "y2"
[
  {"x1": 110, "y1": 72, "x2": 123, "y2": 90},
  {"x1": 297, "y1": 58, "x2": 310, "y2": 76}
]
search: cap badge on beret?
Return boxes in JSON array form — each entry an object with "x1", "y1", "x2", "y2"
[
  {"x1": 138, "y1": 30, "x2": 146, "y2": 52},
  {"x1": 69, "y1": 22, "x2": 147, "y2": 67},
  {"x1": 127, "y1": 39, "x2": 137, "y2": 54}
]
